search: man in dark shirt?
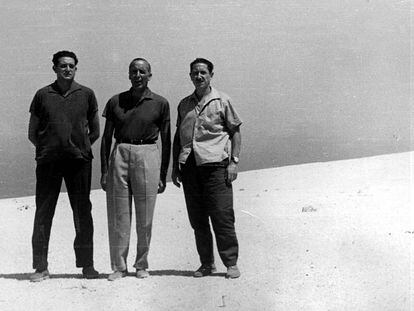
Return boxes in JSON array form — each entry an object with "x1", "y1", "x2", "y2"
[
  {"x1": 28, "y1": 50, "x2": 100, "y2": 282},
  {"x1": 101, "y1": 58, "x2": 171, "y2": 281}
]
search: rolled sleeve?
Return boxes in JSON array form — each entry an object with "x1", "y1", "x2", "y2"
[{"x1": 223, "y1": 99, "x2": 243, "y2": 134}]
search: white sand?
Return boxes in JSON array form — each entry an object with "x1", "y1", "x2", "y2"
[{"x1": 0, "y1": 152, "x2": 412, "y2": 311}]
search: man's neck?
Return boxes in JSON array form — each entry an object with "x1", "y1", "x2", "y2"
[
  {"x1": 195, "y1": 86, "x2": 212, "y2": 101},
  {"x1": 56, "y1": 79, "x2": 73, "y2": 95},
  {"x1": 131, "y1": 86, "x2": 147, "y2": 98}
]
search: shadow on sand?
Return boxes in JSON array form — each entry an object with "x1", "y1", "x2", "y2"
[
  {"x1": 0, "y1": 270, "x2": 226, "y2": 280},
  {"x1": 150, "y1": 270, "x2": 226, "y2": 278},
  {"x1": 0, "y1": 273, "x2": 108, "y2": 281}
]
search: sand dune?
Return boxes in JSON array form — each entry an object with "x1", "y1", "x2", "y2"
[{"x1": 0, "y1": 152, "x2": 412, "y2": 311}]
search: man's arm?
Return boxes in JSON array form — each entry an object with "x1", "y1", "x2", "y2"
[
  {"x1": 158, "y1": 116, "x2": 171, "y2": 194},
  {"x1": 226, "y1": 126, "x2": 241, "y2": 185},
  {"x1": 100, "y1": 119, "x2": 114, "y2": 191},
  {"x1": 88, "y1": 112, "x2": 100, "y2": 145},
  {"x1": 171, "y1": 129, "x2": 182, "y2": 188},
  {"x1": 28, "y1": 113, "x2": 39, "y2": 146}
]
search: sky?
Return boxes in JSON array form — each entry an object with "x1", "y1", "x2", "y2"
[{"x1": 0, "y1": 0, "x2": 411, "y2": 198}]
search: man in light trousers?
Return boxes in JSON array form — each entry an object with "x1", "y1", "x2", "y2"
[{"x1": 101, "y1": 58, "x2": 171, "y2": 281}]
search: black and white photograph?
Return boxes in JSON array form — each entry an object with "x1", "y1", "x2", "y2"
[{"x1": 0, "y1": 1, "x2": 411, "y2": 310}]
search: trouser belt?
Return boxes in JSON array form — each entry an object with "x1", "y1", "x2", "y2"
[{"x1": 117, "y1": 139, "x2": 157, "y2": 145}]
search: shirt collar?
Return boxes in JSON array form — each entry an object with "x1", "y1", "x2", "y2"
[
  {"x1": 128, "y1": 87, "x2": 154, "y2": 100},
  {"x1": 190, "y1": 87, "x2": 221, "y2": 105},
  {"x1": 49, "y1": 80, "x2": 82, "y2": 95}
]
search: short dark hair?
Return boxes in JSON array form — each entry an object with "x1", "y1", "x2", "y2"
[
  {"x1": 190, "y1": 58, "x2": 214, "y2": 73},
  {"x1": 129, "y1": 58, "x2": 151, "y2": 73},
  {"x1": 52, "y1": 50, "x2": 78, "y2": 66}
]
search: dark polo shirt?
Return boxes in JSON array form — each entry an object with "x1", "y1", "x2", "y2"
[
  {"x1": 103, "y1": 87, "x2": 171, "y2": 180},
  {"x1": 29, "y1": 81, "x2": 98, "y2": 163}
]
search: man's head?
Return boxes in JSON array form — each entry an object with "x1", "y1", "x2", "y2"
[
  {"x1": 190, "y1": 58, "x2": 214, "y2": 74},
  {"x1": 52, "y1": 50, "x2": 78, "y2": 66},
  {"x1": 52, "y1": 50, "x2": 78, "y2": 82},
  {"x1": 129, "y1": 58, "x2": 152, "y2": 90},
  {"x1": 189, "y1": 58, "x2": 214, "y2": 92}
]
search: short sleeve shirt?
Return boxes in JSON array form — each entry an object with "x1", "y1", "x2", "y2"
[
  {"x1": 176, "y1": 87, "x2": 242, "y2": 165},
  {"x1": 29, "y1": 81, "x2": 98, "y2": 163},
  {"x1": 102, "y1": 88, "x2": 170, "y2": 142}
]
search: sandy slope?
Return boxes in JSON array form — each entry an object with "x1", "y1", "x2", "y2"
[{"x1": 0, "y1": 152, "x2": 412, "y2": 311}]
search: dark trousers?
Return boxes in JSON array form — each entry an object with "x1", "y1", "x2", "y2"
[
  {"x1": 32, "y1": 159, "x2": 94, "y2": 270},
  {"x1": 181, "y1": 153, "x2": 239, "y2": 267}
]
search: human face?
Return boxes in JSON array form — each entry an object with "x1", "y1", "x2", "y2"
[
  {"x1": 190, "y1": 63, "x2": 213, "y2": 91},
  {"x1": 53, "y1": 57, "x2": 77, "y2": 81},
  {"x1": 129, "y1": 60, "x2": 152, "y2": 90}
]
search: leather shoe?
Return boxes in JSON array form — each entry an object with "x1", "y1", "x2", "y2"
[
  {"x1": 225, "y1": 265, "x2": 240, "y2": 279},
  {"x1": 194, "y1": 264, "x2": 216, "y2": 277},
  {"x1": 108, "y1": 270, "x2": 127, "y2": 281},
  {"x1": 30, "y1": 269, "x2": 50, "y2": 282},
  {"x1": 82, "y1": 266, "x2": 99, "y2": 279},
  {"x1": 136, "y1": 269, "x2": 149, "y2": 278}
]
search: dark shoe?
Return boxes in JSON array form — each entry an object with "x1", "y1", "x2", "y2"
[
  {"x1": 30, "y1": 269, "x2": 50, "y2": 282},
  {"x1": 225, "y1": 265, "x2": 240, "y2": 279},
  {"x1": 108, "y1": 270, "x2": 127, "y2": 281},
  {"x1": 82, "y1": 266, "x2": 99, "y2": 279},
  {"x1": 194, "y1": 264, "x2": 217, "y2": 278},
  {"x1": 136, "y1": 269, "x2": 149, "y2": 279}
]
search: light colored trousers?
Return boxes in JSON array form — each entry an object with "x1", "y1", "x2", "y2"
[{"x1": 107, "y1": 143, "x2": 160, "y2": 271}]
